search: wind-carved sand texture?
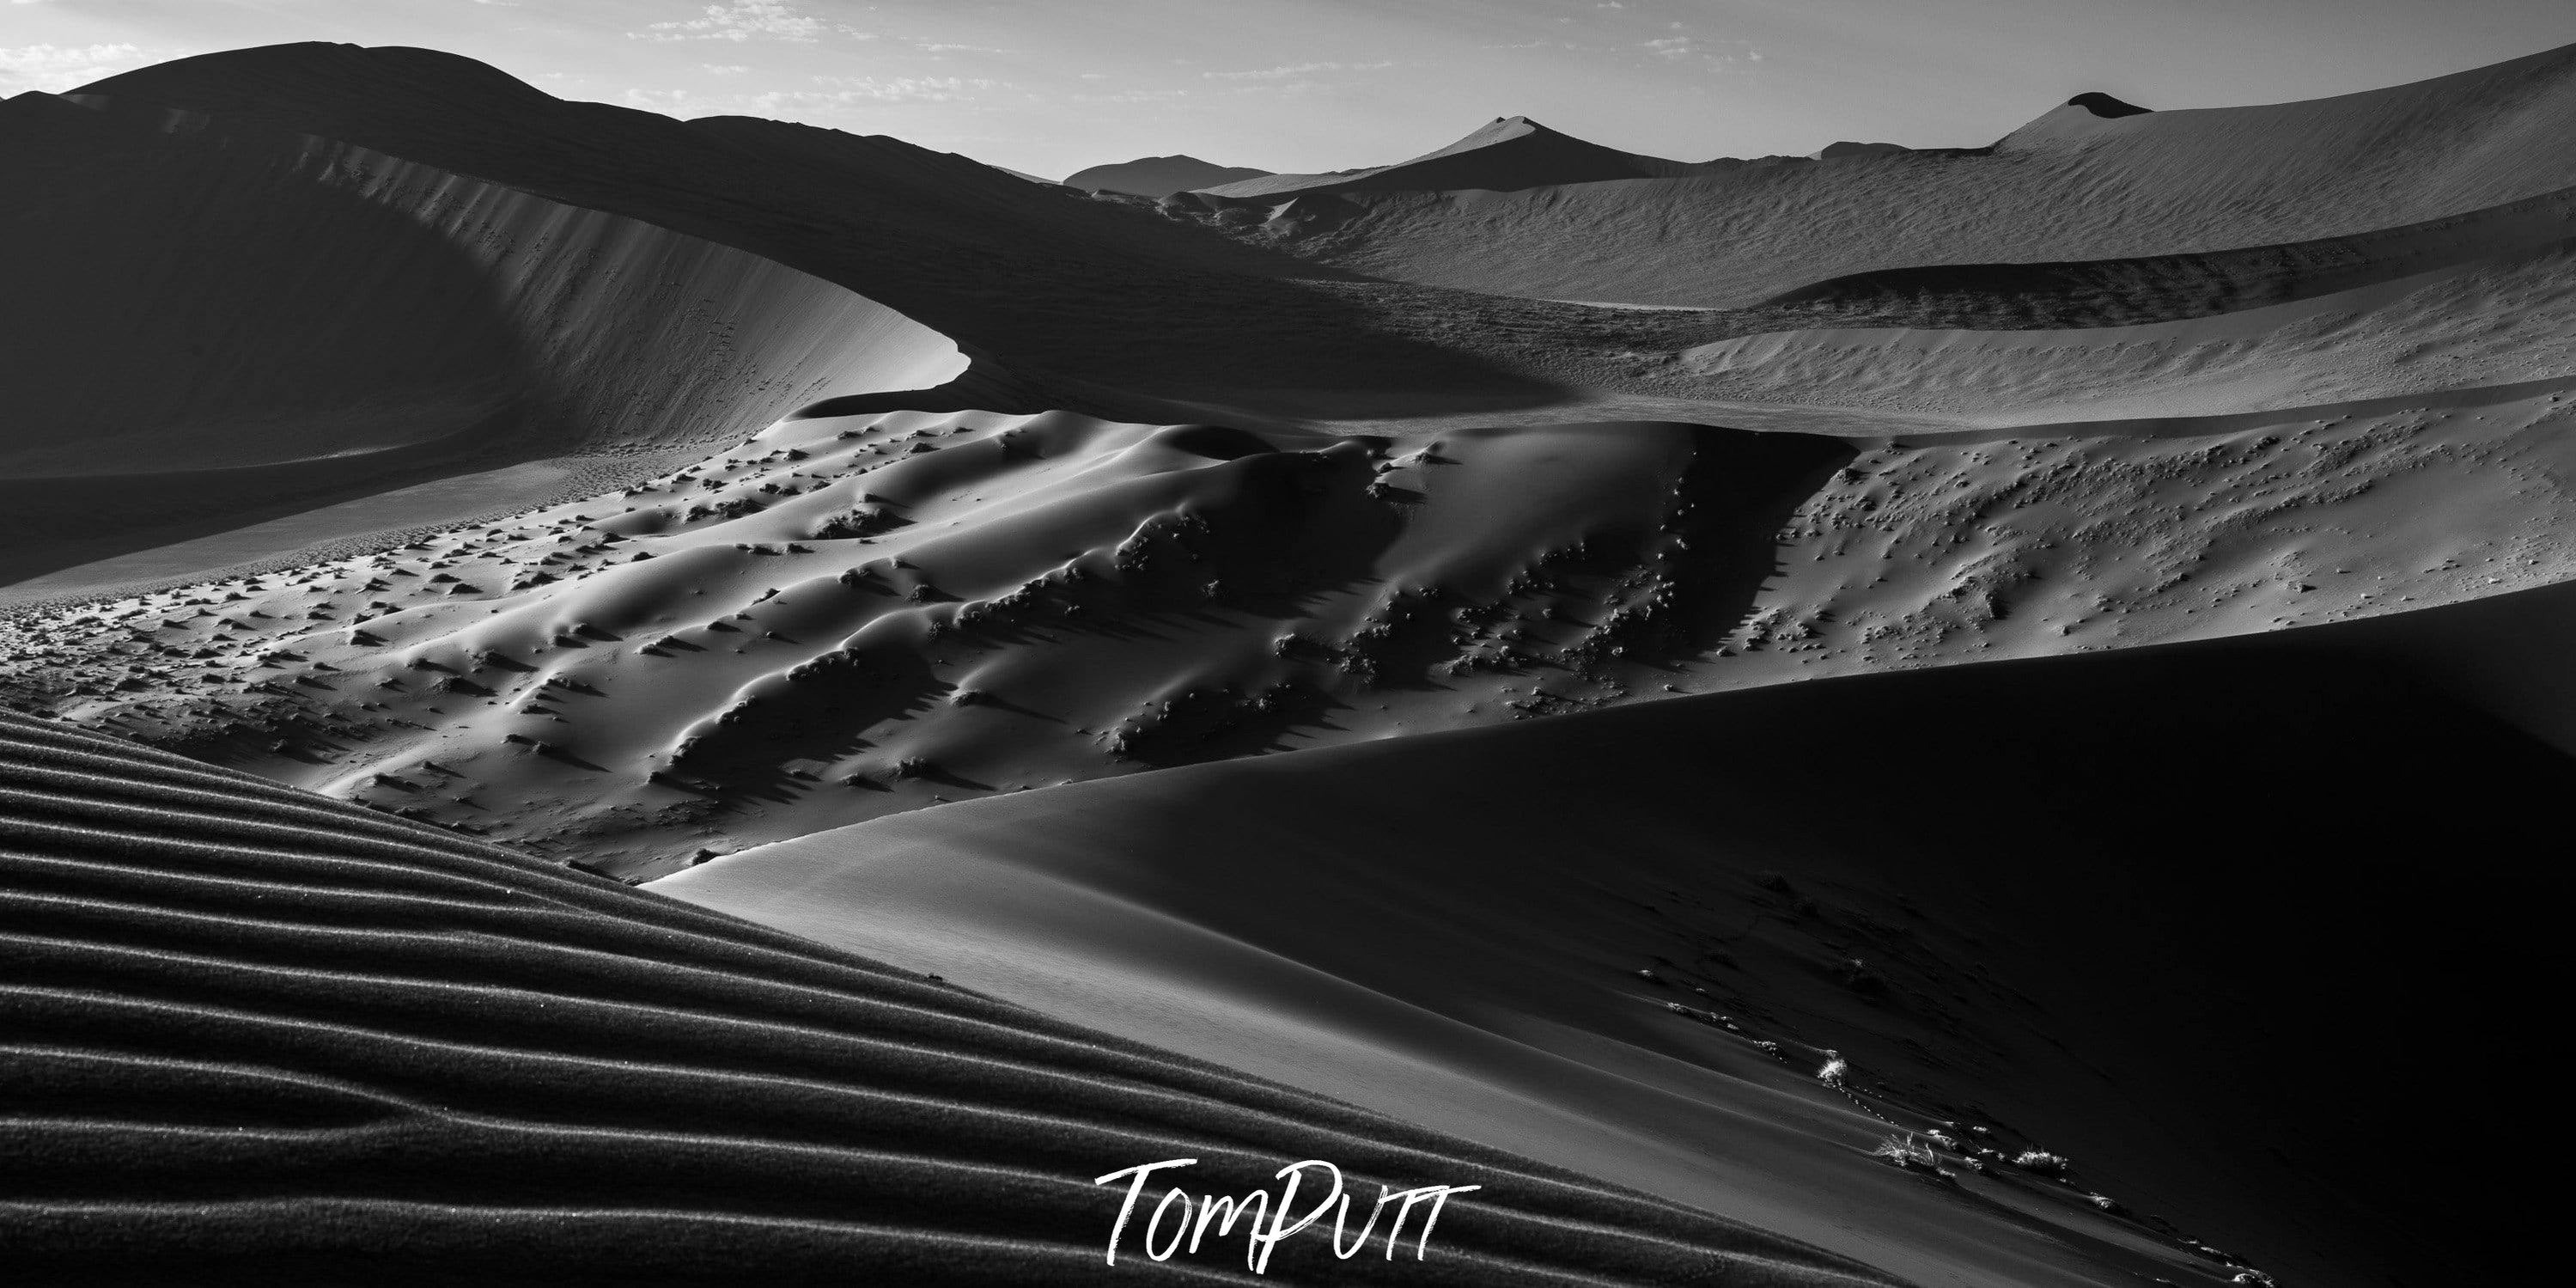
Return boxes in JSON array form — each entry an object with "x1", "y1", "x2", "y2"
[
  {"x1": 0, "y1": 709, "x2": 1924, "y2": 1284},
  {"x1": 6, "y1": 37, "x2": 2574, "y2": 1287}
]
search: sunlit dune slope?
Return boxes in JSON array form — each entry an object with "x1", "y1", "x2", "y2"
[{"x1": 13, "y1": 369, "x2": 2573, "y2": 875}]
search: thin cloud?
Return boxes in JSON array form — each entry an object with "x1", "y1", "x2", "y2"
[
  {"x1": 625, "y1": 75, "x2": 1007, "y2": 120},
  {"x1": 0, "y1": 42, "x2": 178, "y2": 94},
  {"x1": 633, "y1": 2, "x2": 825, "y2": 44},
  {"x1": 809, "y1": 74, "x2": 1003, "y2": 101},
  {"x1": 1203, "y1": 60, "x2": 1395, "y2": 81}
]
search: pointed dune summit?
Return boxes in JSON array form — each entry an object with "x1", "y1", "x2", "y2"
[
  {"x1": 1198, "y1": 115, "x2": 1701, "y2": 198},
  {"x1": 1063, "y1": 154, "x2": 1271, "y2": 197}
]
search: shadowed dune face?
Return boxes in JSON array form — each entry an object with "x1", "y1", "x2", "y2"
[
  {"x1": 0, "y1": 90, "x2": 961, "y2": 589},
  {"x1": 657, "y1": 611, "x2": 2573, "y2": 1288},
  {"x1": 0, "y1": 97, "x2": 522, "y2": 475},
  {"x1": 1065, "y1": 155, "x2": 1273, "y2": 197},
  {"x1": 0, "y1": 710, "x2": 1908, "y2": 1285},
  {"x1": 74, "y1": 45, "x2": 1562, "y2": 420}
]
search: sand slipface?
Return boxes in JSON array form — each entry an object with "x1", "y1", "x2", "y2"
[
  {"x1": 5, "y1": 33, "x2": 2574, "y2": 1288},
  {"x1": 0, "y1": 89, "x2": 961, "y2": 589}
]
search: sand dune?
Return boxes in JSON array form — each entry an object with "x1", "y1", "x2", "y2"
[
  {"x1": 0, "y1": 89, "x2": 959, "y2": 592},
  {"x1": 12, "y1": 352, "x2": 2571, "y2": 873},
  {"x1": 1066, "y1": 155, "x2": 1273, "y2": 197},
  {"x1": 0, "y1": 708, "x2": 1910, "y2": 1284},
  {"x1": 72, "y1": 45, "x2": 1563, "y2": 420},
  {"x1": 1176, "y1": 44, "x2": 2576, "y2": 307},
  {"x1": 1197, "y1": 117, "x2": 1704, "y2": 200},
  {"x1": 1675, "y1": 229, "x2": 2576, "y2": 424},
  {"x1": 658, "y1": 601, "x2": 2573, "y2": 1286},
  {"x1": 1757, "y1": 181, "x2": 2576, "y2": 325},
  {"x1": 9, "y1": 34, "x2": 2575, "y2": 1285}
]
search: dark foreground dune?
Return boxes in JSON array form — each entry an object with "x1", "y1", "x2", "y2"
[
  {"x1": 0, "y1": 711, "x2": 1905, "y2": 1285},
  {"x1": 663, "y1": 591, "x2": 2575, "y2": 1287}
]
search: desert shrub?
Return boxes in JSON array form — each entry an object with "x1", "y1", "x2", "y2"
[{"x1": 1870, "y1": 1135, "x2": 1938, "y2": 1169}]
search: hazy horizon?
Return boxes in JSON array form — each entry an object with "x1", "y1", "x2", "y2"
[{"x1": 8, "y1": 1, "x2": 2576, "y2": 183}]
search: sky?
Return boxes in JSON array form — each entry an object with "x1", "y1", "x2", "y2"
[{"x1": 7, "y1": 0, "x2": 2576, "y2": 180}]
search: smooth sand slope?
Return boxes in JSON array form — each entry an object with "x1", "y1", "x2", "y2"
[
  {"x1": 0, "y1": 708, "x2": 1908, "y2": 1285},
  {"x1": 1670, "y1": 225, "x2": 2576, "y2": 426},
  {"x1": 1179, "y1": 44, "x2": 2576, "y2": 307},
  {"x1": 659, "y1": 602, "x2": 2573, "y2": 1288},
  {"x1": 0, "y1": 89, "x2": 960, "y2": 593}
]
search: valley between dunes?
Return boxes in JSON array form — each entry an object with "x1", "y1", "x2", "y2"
[{"x1": 6, "y1": 38, "x2": 2573, "y2": 1286}]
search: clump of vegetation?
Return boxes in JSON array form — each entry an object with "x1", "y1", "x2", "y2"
[{"x1": 1870, "y1": 1135, "x2": 1939, "y2": 1169}]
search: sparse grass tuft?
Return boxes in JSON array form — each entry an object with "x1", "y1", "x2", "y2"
[{"x1": 1870, "y1": 1134, "x2": 1939, "y2": 1169}]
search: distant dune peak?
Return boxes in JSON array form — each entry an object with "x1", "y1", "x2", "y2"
[
  {"x1": 1811, "y1": 140, "x2": 1913, "y2": 160},
  {"x1": 1063, "y1": 153, "x2": 1272, "y2": 196},
  {"x1": 2064, "y1": 90, "x2": 2153, "y2": 118},
  {"x1": 1197, "y1": 113, "x2": 1696, "y2": 198},
  {"x1": 1419, "y1": 113, "x2": 1564, "y2": 157},
  {"x1": 1995, "y1": 87, "x2": 2170, "y2": 149}
]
